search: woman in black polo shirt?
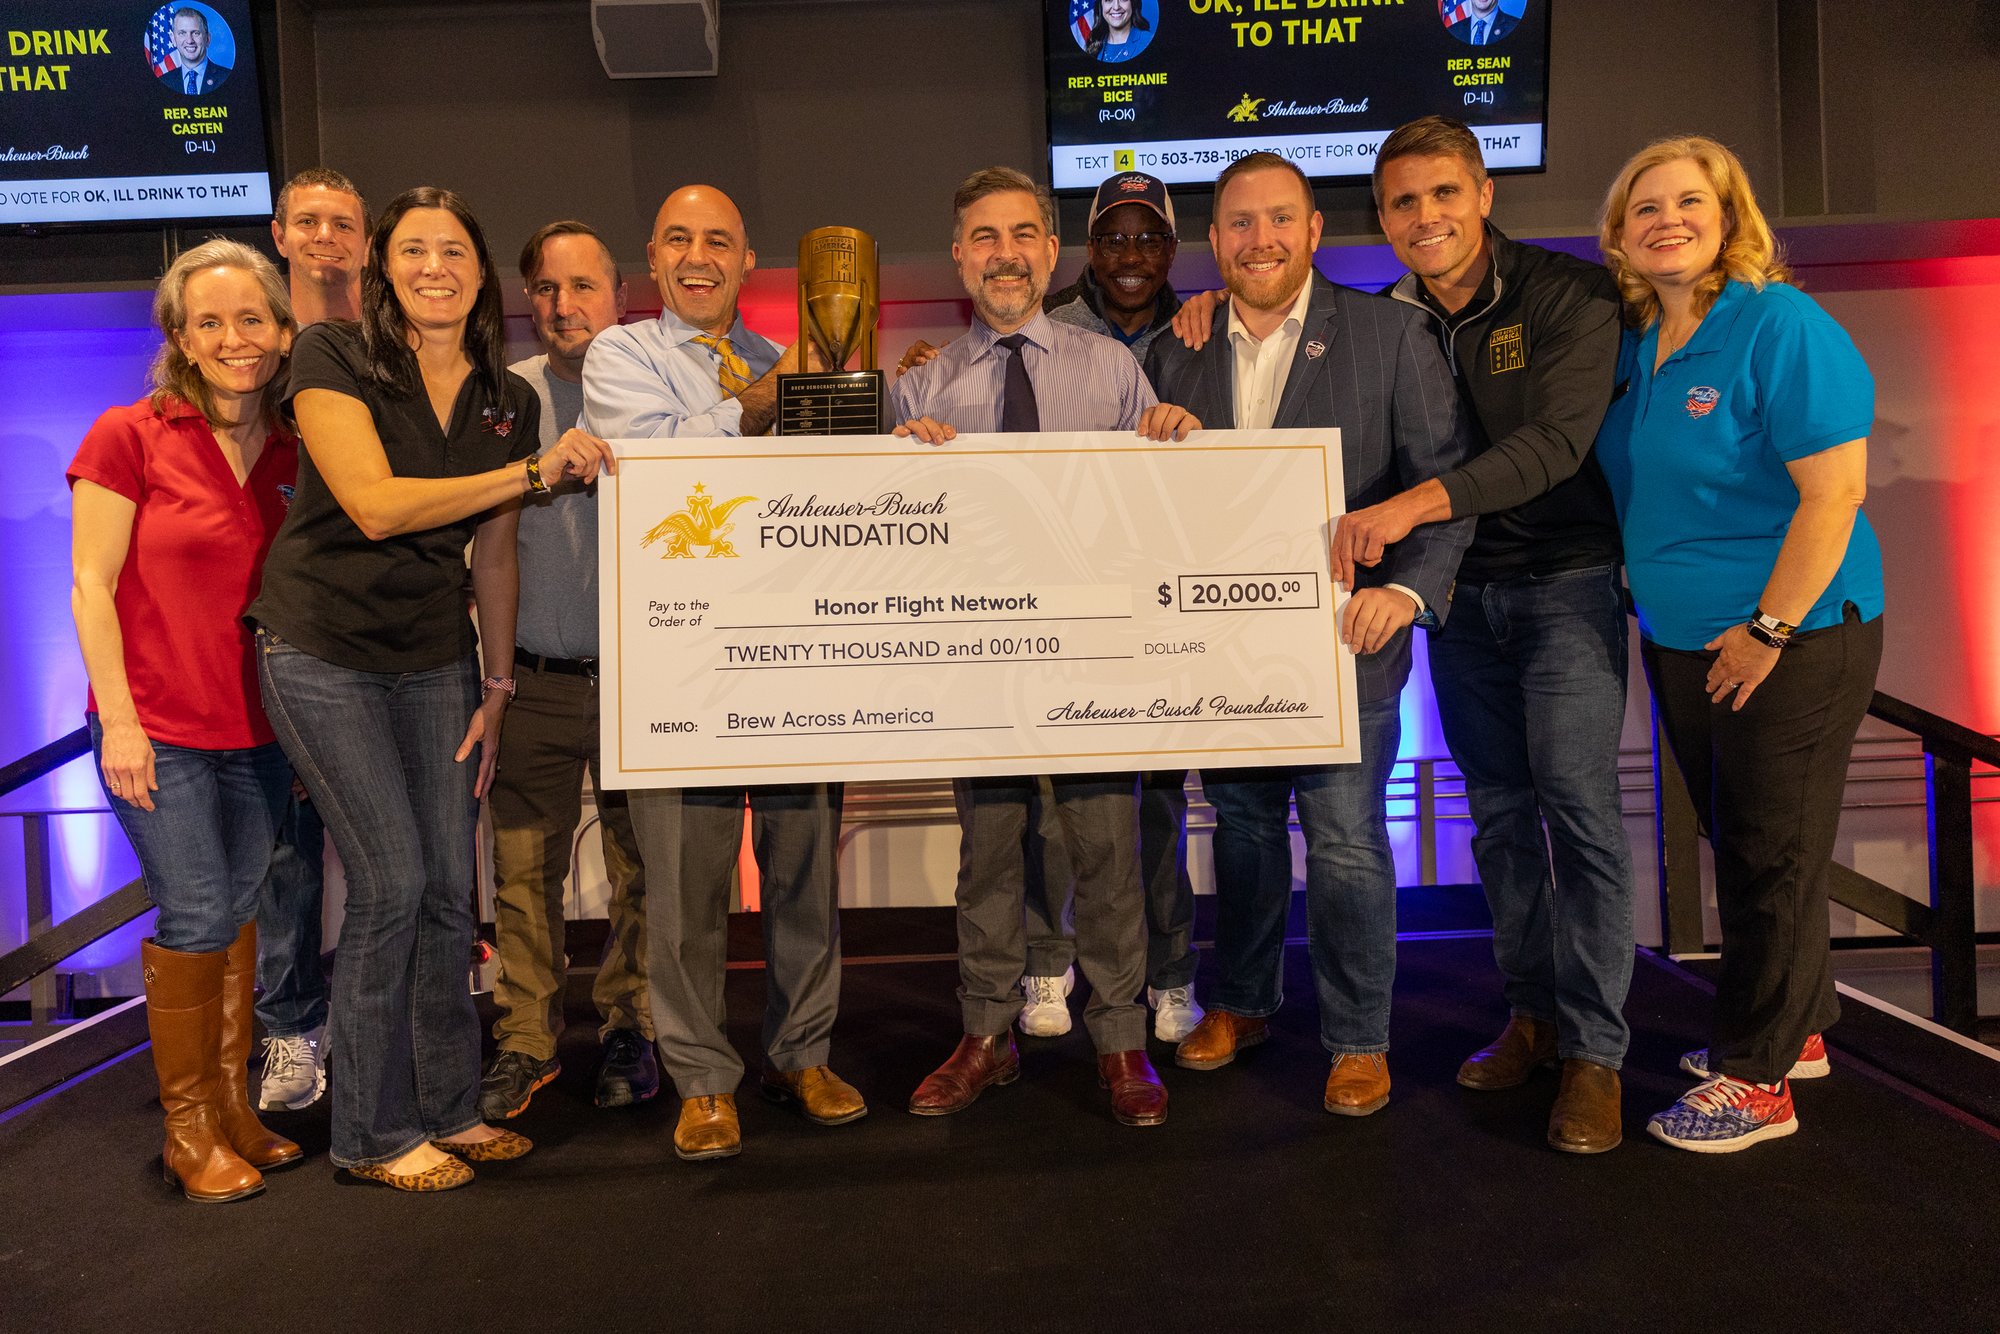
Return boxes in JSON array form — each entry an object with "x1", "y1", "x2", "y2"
[{"x1": 250, "y1": 186, "x2": 611, "y2": 1190}]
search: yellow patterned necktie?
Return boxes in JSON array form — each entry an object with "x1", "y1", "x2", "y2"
[{"x1": 692, "y1": 334, "x2": 752, "y2": 396}]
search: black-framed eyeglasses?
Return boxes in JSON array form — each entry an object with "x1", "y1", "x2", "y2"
[{"x1": 1090, "y1": 230, "x2": 1174, "y2": 257}]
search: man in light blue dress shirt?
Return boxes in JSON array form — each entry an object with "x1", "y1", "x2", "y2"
[
  {"x1": 582, "y1": 185, "x2": 863, "y2": 1164},
  {"x1": 895, "y1": 166, "x2": 1199, "y2": 1128}
]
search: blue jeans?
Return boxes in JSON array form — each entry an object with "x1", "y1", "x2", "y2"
[
  {"x1": 1203, "y1": 695, "x2": 1401, "y2": 1053},
  {"x1": 1430, "y1": 564, "x2": 1634, "y2": 1068},
  {"x1": 255, "y1": 792, "x2": 329, "y2": 1038},
  {"x1": 90, "y1": 715, "x2": 290, "y2": 954},
  {"x1": 256, "y1": 632, "x2": 483, "y2": 1168}
]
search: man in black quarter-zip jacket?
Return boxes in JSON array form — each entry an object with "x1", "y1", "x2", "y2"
[{"x1": 1338, "y1": 116, "x2": 1635, "y2": 1156}]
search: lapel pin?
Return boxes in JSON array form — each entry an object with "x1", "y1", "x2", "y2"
[{"x1": 1305, "y1": 339, "x2": 1326, "y2": 360}]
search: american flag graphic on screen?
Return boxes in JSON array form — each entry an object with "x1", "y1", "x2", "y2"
[
  {"x1": 1069, "y1": 0, "x2": 1096, "y2": 45},
  {"x1": 146, "y1": 6, "x2": 181, "y2": 77},
  {"x1": 1439, "y1": 1, "x2": 1475, "y2": 24}
]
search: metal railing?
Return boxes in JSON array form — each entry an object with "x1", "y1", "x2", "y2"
[
  {"x1": 0, "y1": 726, "x2": 151, "y2": 1039},
  {"x1": 1652, "y1": 691, "x2": 1999, "y2": 1035},
  {"x1": 8, "y1": 699, "x2": 1995, "y2": 1038}
]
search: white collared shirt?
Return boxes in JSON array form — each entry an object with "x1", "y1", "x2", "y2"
[
  {"x1": 1228, "y1": 277, "x2": 1426, "y2": 616},
  {"x1": 1226, "y1": 276, "x2": 1314, "y2": 432}
]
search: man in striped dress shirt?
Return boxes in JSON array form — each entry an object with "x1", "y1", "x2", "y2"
[{"x1": 892, "y1": 166, "x2": 1200, "y2": 1127}]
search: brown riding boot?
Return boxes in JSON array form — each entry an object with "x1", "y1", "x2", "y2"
[
  {"x1": 217, "y1": 923, "x2": 303, "y2": 1169},
  {"x1": 143, "y1": 940, "x2": 264, "y2": 1203}
]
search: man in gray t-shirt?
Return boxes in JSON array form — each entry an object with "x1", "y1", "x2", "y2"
[{"x1": 478, "y1": 221, "x2": 658, "y2": 1119}]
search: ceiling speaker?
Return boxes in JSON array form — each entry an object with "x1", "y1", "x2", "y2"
[{"x1": 591, "y1": 0, "x2": 719, "y2": 79}]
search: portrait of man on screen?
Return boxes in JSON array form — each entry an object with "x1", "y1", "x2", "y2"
[
  {"x1": 1442, "y1": 0, "x2": 1524, "y2": 47},
  {"x1": 149, "y1": 4, "x2": 235, "y2": 96}
]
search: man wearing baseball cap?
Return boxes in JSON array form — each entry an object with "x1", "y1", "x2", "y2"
[{"x1": 1043, "y1": 170, "x2": 1184, "y2": 358}]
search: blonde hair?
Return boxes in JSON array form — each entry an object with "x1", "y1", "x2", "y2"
[
  {"x1": 149, "y1": 238, "x2": 296, "y2": 430},
  {"x1": 1597, "y1": 135, "x2": 1790, "y2": 329}
]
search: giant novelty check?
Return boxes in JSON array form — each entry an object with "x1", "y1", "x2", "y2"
[{"x1": 598, "y1": 430, "x2": 1358, "y2": 788}]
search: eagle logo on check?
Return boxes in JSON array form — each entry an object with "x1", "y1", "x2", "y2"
[{"x1": 642, "y1": 481, "x2": 757, "y2": 558}]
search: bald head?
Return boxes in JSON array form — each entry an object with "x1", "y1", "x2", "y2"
[{"x1": 647, "y1": 184, "x2": 754, "y2": 336}]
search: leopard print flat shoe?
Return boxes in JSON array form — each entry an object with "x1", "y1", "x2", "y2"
[
  {"x1": 346, "y1": 1153, "x2": 474, "y2": 1192},
  {"x1": 431, "y1": 1128, "x2": 533, "y2": 1163}
]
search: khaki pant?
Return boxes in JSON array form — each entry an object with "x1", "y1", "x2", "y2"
[{"x1": 488, "y1": 661, "x2": 651, "y2": 1060}]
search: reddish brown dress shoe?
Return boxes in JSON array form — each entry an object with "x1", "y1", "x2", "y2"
[
  {"x1": 908, "y1": 1033, "x2": 1019, "y2": 1115},
  {"x1": 1323, "y1": 1052, "x2": 1390, "y2": 1116},
  {"x1": 1098, "y1": 1050, "x2": 1168, "y2": 1126},
  {"x1": 1456, "y1": 1015, "x2": 1558, "y2": 1090},
  {"x1": 1174, "y1": 1011, "x2": 1269, "y2": 1071},
  {"x1": 1547, "y1": 1059, "x2": 1622, "y2": 1154},
  {"x1": 674, "y1": 1094, "x2": 742, "y2": 1161},
  {"x1": 761, "y1": 1065, "x2": 869, "y2": 1125}
]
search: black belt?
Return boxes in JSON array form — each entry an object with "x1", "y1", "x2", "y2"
[{"x1": 518, "y1": 650, "x2": 596, "y2": 679}]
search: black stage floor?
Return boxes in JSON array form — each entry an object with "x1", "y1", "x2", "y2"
[{"x1": 4, "y1": 916, "x2": 1999, "y2": 1332}]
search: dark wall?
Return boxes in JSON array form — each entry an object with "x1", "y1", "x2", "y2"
[
  {"x1": 309, "y1": 0, "x2": 1788, "y2": 264},
  {"x1": 6, "y1": 1, "x2": 2000, "y2": 290}
]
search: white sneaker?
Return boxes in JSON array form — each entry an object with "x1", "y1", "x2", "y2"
[
  {"x1": 1149, "y1": 985, "x2": 1205, "y2": 1043},
  {"x1": 1018, "y1": 967, "x2": 1076, "y2": 1037},
  {"x1": 257, "y1": 1025, "x2": 327, "y2": 1110}
]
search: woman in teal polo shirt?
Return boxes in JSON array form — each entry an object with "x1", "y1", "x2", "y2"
[{"x1": 1594, "y1": 136, "x2": 1883, "y2": 1154}]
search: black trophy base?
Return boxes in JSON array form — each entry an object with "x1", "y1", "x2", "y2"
[{"x1": 777, "y1": 369, "x2": 886, "y2": 436}]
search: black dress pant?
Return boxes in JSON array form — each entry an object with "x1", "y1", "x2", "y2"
[{"x1": 1643, "y1": 605, "x2": 1882, "y2": 1085}]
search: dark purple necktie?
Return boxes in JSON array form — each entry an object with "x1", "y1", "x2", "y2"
[{"x1": 994, "y1": 333, "x2": 1041, "y2": 433}]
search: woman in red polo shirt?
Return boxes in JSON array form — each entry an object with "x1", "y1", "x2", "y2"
[{"x1": 68, "y1": 238, "x2": 305, "y2": 1203}]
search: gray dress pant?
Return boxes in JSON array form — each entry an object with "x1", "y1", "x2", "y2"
[
  {"x1": 1023, "y1": 771, "x2": 1199, "y2": 990},
  {"x1": 629, "y1": 782, "x2": 844, "y2": 1099},
  {"x1": 954, "y1": 772, "x2": 1148, "y2": 1053}
]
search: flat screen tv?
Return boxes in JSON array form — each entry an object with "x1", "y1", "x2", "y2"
[
  {"x1": 1045, "y1": 0, "x2": 1550, "y2": 191},
  {"x1": 0, "y1": 1, "x2": 273, "y2": 229}
]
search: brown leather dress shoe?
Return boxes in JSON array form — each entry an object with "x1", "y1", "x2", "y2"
[
  {"x1": 761, "y1": 1065, "x2": 868, "y2": 1125},
  {"x1": 1547, "y1": 1059, "x2": 1622, "y2": 1154},
  {"x1": 673, "y1": 1094, "x2": 742, "y2": 1161},
  {"x1": 1456, "y1": 1015, "x2": 1558, "y2": 1090},
  {"x1": 1323, "y1": 1052, "x2": 1390, "y2": 1116},
  {"x1": 1174, "y1": 1010, "x2": 1269, "y2": 1071},
  {"x1": 1098, "y1": 1050, "x2": 1168, "y2": 1126},
  {"x1": 908, "y1": 1033, "x2": 1019, "y2": 1116}
]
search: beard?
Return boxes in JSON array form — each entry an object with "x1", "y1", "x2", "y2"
[
  {"x1": 1219, "y1": 245, "x2": 1315, "y2": 313},
  {"x1": 968, "y1": 261, "x2": 1045, "y2": 328}
]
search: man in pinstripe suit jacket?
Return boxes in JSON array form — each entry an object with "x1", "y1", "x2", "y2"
[{"x1": 1144, "y1": 152, "x2": 1475, "y2": 1116}]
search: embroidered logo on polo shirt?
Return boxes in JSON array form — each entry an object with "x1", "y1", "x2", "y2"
[
  {"x1": 1686, "y1": 386, "x2": 1720, "y2": 419},
  {"x1": 481, "y1": 407, "x2": 515, "y2": 437},
  {"x1": 1488, "y1": 323, "x2": 1525, "y2": 374}
]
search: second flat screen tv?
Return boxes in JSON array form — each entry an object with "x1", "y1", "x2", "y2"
[{"x1": 1046, "y1": 0, "x2": 1550, "y2": 190}]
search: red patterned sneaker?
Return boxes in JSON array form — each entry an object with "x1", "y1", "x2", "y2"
[
  {"x1": 1679, "y1": 1033, "x2": 1829, "y2": 1081},
  {"x1": 1647, "y1": 1075, "x2": 1798, "y2": 1153}
]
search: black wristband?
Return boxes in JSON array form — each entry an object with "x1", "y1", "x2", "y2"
[{"x1": 1744, "y1": 619, "x2": 1788, "y2": 650}]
